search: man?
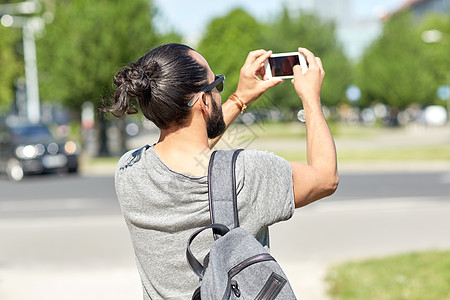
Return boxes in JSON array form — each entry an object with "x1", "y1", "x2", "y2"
[{"x1": 109, "y1": 43, "x2": 338, "y2": 299}]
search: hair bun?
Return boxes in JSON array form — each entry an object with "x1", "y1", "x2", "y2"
[
  {"x1": 113, "y1": 64, "x2": 151, "y2": 99},
  {"x1": 125, "y1": 66, "x2": 151, "y2": 98}
]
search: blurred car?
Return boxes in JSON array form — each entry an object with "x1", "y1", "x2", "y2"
[{"x1": 0, "y1": 123, "x2": 79, "y2": 181}]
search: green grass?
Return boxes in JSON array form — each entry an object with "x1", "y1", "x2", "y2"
[
  {"x1": 79, "y1": 155, "x2": 120, "y2": 170},
  {"x1": 326, "y1": 250, "x2": 450, "y2": 300},
  {"x1": 81, "y1": 155, "x2": 119, "y2": 164},
  {"x1": 234, "y1": 122, "x2": 450, "y2": 162},
  {"x1": 81, "y1": 123, "x2": 450, "y2": 168},
  {"x1": 337, "y1": 146, "x2": 450, "y2": 161},
  {"x1": 274, "y1": 145, "x2": 450, "y2": 162},
  {"x1": 235, "y1": 121, "x2": 307, "y2": 139},
  {"x1": 238, "y1": 121, "x2": 382, "y2": 140}
]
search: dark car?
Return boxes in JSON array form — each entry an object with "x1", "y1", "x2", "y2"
[{"x1": 0, "y1": 123, "x2": 79, "y2": 181}]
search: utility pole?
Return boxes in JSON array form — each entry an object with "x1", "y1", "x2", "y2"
[{"x1": 0, "y1": 0, "x2": 48, "y2": 124}]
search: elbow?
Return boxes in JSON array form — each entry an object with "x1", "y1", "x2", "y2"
[{"x1": 324, "y1": 173, "x2": 339, "y2": 197}]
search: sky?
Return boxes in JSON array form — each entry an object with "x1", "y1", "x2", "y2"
[{"x1": 152, "y1": 0, "x2": 408, "y2": 46}]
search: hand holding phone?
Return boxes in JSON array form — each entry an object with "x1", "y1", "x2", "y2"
[
  {"x1": 264, "y1": 52, "x2": 308, "y2": 79},
  {"x1": 292, "y1": 47, "x2": 325, "y2": 112}
]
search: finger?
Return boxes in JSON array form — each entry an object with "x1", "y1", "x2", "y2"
[
  {"x1": 292, "y1": 64, "x2": 304, "y2": 77},
  {"x1": 315, "y1": 57, "x2": 323, "y2": 71},
  {"x1": 315, "y1": 57, "x2": 325, "y2": 80},
  {"x1": 244, "y1": 49, "x2": 267, "y2": 66},
  {"x1": 298, "y1": 47, "x2": 318, "y2": 68},
  {"x1": 251, "y1": 50, "x2": 272, "y2": 70},
  {"x1": 262, "y1": 77, "x2": 283, "y2": 89},
  {"x1": 256, "y1": 65, "x2": 265, "y2": 78}
]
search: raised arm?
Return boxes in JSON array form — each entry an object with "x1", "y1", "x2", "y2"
[
  {"x1": 290, "y1": 47, "x2": 339, "y2": 208},
  {"x1": 209, "y1": 50, "x2": 282, "y2": 148}
]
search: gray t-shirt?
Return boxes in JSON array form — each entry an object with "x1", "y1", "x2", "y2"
[{"x1": 115, "y1": 145, "x2": 294, "y2": 299}]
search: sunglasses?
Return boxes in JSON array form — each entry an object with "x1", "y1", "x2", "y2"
[{"x1": 187, "y1": 75, "x2": 225, "y2": 107}]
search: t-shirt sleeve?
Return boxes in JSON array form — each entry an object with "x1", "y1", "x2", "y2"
[{"x1": 236, "y1": 150, "x2": 295, "y2": 236}]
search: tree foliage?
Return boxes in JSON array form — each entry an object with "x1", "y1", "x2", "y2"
[
  {"x1": 37, "y1": 0, "x2": 180, "y2": 112},
  {"x1": 262, "y1": 9, "x2": 352, "y2": 111},
  {"x1": 356, "y1": 11, "x2": 441, "y2": 109},
  {"x1": 197, "y1": 9, "x2": 263, "y2": 101},
  {"x1": 197, "y1": 7, "x2": 352, "y2": 113},
  {"x1": 3, "y1": 1, "x2": 446, "y2": 124},
  {"x1": 419, "y1": 13, "x2": 450, "y2": 106}
]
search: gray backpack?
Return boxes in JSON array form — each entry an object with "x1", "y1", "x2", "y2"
[{"x1": 186, "y1": 149, "x2": 297, "y2": 300}]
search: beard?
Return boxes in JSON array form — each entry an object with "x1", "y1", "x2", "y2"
[{"x1": 207, "y1": 98, "x2": 226, "y2": 139}]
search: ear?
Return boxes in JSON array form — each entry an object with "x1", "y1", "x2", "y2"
[{"x1": 197, "y1": 92, "x2": 209, "y2": 115}]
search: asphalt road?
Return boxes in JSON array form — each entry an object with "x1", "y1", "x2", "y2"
[
  {"x1": 0, "y1": 174, "x2": 117, "y2": 218},
  {"x1": 0, "y1": 170, "x2": 449, "y2": 218},
  {"x1": 0, "y1": 171, "x2": 449, "y2": 300}
]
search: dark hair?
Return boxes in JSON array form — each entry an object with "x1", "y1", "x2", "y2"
[{"x1": 104, "y1": 43, "x2": 208, "y2": 129}]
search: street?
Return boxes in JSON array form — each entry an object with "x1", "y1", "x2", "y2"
[
  {"x1": 0, "y1": 174, "x2": 117, "y2": 219},
  {"x1": 0, "y1": 170, "x2": 449, "y2": 299},
  {"x1": 1, "y1": 171, "x2": 450, "y2": 218}
]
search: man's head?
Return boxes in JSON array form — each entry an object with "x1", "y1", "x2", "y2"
[{"x1": 109, "y1": 43, "x2": 225, "y2": 137}]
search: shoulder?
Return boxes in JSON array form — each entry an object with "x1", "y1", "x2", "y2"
[
  {"x1": 237, "y1": 149, "x2": 291, "y2": 171},
  {"x1": 116, "y1": 145, "x2": 151, "y2": 173},
  {"x1": 234, "y1": 149, "x2": 293, "y2": 187},
  {"x1": 234, "y1": 149, "x2": 295, "y2": 231}
]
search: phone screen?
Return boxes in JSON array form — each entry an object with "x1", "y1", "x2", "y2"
[{"x1": 269, "y1": 55, "x2": 300, "y2": 77}]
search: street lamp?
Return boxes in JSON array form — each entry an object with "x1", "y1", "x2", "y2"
[{"x1": 0, "y1": 1, "x2": 44, "y2": 124}]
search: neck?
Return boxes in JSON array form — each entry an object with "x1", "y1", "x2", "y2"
[
  {"x1": 153, "y1": 122, "x2": 212, "y2": 176},
  {"x1": 157, "y1": 124, "x2": 209, "y2": 153}
]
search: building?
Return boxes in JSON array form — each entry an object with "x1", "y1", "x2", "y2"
[{"x1": 386, "y1": 0, "x2": 450, "y2": 19}]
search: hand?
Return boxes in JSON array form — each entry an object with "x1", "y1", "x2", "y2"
[
  {"x1": 292, "y1": 47, "x2": 325, "y2": 108},
  {"x1": 234, "y1": 50, "x2": 283, "y2": 105}
]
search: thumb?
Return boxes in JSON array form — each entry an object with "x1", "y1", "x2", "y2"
[
  {"x1": 293, "y1": 65, "x2": 305, "y2": 77},
  {"x1": 263, "y1": 78, "x2": 283, "y2": 89}
]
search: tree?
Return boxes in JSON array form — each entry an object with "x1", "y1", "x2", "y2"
[
  {"x1": 419, "y1": 13, "x2": 450, "y2": 106},
  {"x1": 197, "y1": 8, "x2": 352, "y2": 116},
  {"x1": 356, "y1": 11, "x2": 437, "y2": 109},
  {"x1": 262, "y1": 9, "x2": 353, "y2": 112},
  {"x1": 36, "y1": 0, "x2": 180, "y2": 155},
  {"x1": 37, "y1": 0, "x2": 179, "y2": 112},
  {"x1": 197, "y1": 8, "x2": 263, "y2": 101}
]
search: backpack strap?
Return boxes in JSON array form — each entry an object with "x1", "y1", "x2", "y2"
[
  {"x1": 186, "y1": 223, "x2": 230, "y2": 279},
  {"x1": 208, "y1": 149, "x2": 243, "y2": 233}
]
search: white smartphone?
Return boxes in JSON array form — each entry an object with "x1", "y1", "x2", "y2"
[{"x1": 264, "y1": 52, "x2": 308, "y2": 79}]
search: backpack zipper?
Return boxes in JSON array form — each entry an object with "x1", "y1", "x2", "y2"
[
  {"x1": 225, "y1": 253, "x2": 276, "y2": 297},
  {"x1": 228, "y1": 253, "x2": 275, "y2": 279},
  {"x1": 254, "y1": 272, "x2": 287, "y2": 300}
]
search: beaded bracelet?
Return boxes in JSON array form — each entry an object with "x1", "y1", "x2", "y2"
[{"x1": 229, "y1": 93, "x2": 247, "y2": 114}]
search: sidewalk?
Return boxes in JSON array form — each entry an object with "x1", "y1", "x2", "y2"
[
  {"x1": 2, "y1": 197, "x2": 449, "y2": 300},
  {"x1": 0, "y1": 216, "x2": 142, "y2": 300},
  {"x1": 6, "y1": 124, "x2": 445, "y2": 300}
]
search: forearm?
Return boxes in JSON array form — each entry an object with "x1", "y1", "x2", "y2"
[
  {"x1": 289, "y1": 99, "x2": 338, "y2": 207},
  {"x1": 289, "y1": 47, "x2": 338, "y2": 207},
  {"x1": 304, "y1": 99, "x2": 338, "y2": 179}
]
